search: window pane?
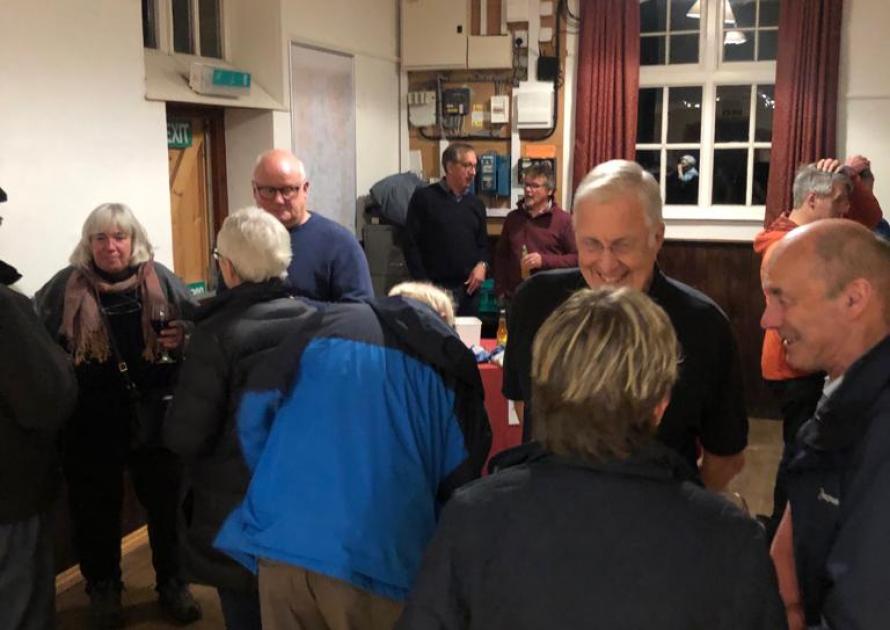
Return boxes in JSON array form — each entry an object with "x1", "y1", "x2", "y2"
[
  {"x1": 670, "y1": 0, "x2": 700, "y2": 31},
  {"x1": 713, "y1": 149, "x2": 748, "y2": 204},
  {"x1": 641, "y1": 35, "x2": 666, "y2": 65},
  {"x1": 172, "y1": 0, "x2": 194, "y2": 54},
  {"x1": 669, "y1": 34, "x2": 699, "y2": 64},
  {"x1": 667, "y1": 86, "x2": 702, "y2": 143},
  {"x1": 666, "y1": 149, "x2": 700, "y2": 205},
  {"x1": 753, "y1": 148, "x2": 771, "y2": 205},
  {"x1": 637, "y1": 88, "x2": 664, "y2": 144},
  {"x1": 759, "y1": 0, "x2": 780, "y2": 27},
  {"x1": 199, "y1": 0, "x2": 222, "y2": 58},
  {"x1": 142, "y1": 0, "x2": 157, "y2": 49},
  {"x1": 636, "y1": 150, "x2": 662, "y2": 187},
  {"x1": 727, "y1": 0, "x2": 756, "y2": 28},
  {"x1": 755, "y1": 85, "x2": 775, "y2": 142},
  {"x1": 723, "y1": 30, "x2": 754, "y2": 61},
  {"x1": 758, "y1": 29, "x2": 777, "y2": 61},
  {"x1": 715, "y1": 85, "x2": 751, "y2": 142},
  {"x1": 641, "y1": 0, "x2": 667, "y2": 33}
]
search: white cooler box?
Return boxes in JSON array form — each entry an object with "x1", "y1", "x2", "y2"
[{"x1": 454, "y1": 316, "x2": 482, "y2": 348}]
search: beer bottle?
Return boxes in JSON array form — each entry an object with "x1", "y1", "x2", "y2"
[
  {"x1": 496, "y1": 309, "x2": 508, "y2": 346},
  {"x1": 520, "y1": 244, "x2": 530, "y2": 280}
]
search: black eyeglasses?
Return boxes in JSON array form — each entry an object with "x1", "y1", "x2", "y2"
[{"x1": 253, "y1": 182, "x2": 305, "y2": 200}]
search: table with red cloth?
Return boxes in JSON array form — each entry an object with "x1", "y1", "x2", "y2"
[{"x1": 478, "y1": 339, "x2": 523, "y2": 472}]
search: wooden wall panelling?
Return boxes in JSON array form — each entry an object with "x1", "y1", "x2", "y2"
[{"x1": 657, "y1": 241, "x2": 778, "y2": 419}]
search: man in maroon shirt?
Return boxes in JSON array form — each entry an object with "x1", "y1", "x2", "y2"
[{"x1": 493, "y1": 162, "x2": 577, "y2": 302}]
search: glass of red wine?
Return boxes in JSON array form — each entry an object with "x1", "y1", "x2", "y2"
[{"x1": 150, "y1": 302, "x2": 176, "y2": 364}]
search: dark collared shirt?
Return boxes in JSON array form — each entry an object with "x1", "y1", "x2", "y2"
[{"x1": 502, "y1": 266, "x2": 748, "y2": 472}]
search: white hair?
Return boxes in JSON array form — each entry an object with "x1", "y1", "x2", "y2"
[
  {"x1": 69, "y1": 203, "x2": 154, "y2": 269},
  {"x1": 216, "y1": 207, "x2": 292, "y2": 282},
  {"x1": 389, "y1": 281, "x2": 455, "y2": 327},
  {"x1": 573, "y1": 160, "x2": 663, "y2": 235}
]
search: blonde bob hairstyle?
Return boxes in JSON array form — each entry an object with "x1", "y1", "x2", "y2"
[
  {"x1": 69, "y1": 203, "x2": 154, "y2": 269},
  {"x1": 531, "y1": 286, "x2": 679, "y2": 463},
  {"x1": 388, "y1": 281, "x2": 455, "y2": 327},
  {"x1": 216, "y1": 206, "x2": 292, "y2": 283}
]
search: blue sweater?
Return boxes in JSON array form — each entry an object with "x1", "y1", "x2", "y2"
[
  {"x1": 287, "y1": 213, "x2": 373, "y2": 303},
  {"x1": 214, "y1": 298, "x2": 491, "y2": 601}
]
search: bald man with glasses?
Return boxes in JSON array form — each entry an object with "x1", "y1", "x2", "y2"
[{"x1": 251, "y1": 149, "x2": 373, "y2": 303}]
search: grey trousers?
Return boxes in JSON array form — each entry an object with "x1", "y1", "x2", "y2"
[
  {"x1": 0, "y1": 512, "x2": 55, "y2": 630},
  {"x1": 258, "y1": 559, "x2": 403, "y2": 630}
]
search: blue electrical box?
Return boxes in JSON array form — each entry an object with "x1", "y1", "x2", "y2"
[
  {"x1": 496, "y1": 154, "x2": 511, "y2": 197},
  {"x1": 477, "y1": 152, "x2": 498, "y2": 194}
]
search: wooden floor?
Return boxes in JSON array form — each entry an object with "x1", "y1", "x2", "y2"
[{"x1": 56, "y1": 418, "x2": 783, "y2": 629}]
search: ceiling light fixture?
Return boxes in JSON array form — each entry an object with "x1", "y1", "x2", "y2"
[{"x1": 724, "y1": 29, "x2": 748, "y2": 45}]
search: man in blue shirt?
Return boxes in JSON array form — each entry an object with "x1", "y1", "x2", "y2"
[{"x1": 252, "y1": 149, "x2": 374, "y2": 302}]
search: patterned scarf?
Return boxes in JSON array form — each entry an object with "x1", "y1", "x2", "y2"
[{"x1": 60, "y1": 261, "x2": 167, "y2": 365}]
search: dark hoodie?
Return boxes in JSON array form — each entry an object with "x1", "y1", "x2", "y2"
[{"x1": 0, "y1": 261, "x2": 76, "y2": 522}]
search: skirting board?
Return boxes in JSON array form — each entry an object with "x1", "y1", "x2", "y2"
[{"x1": 55, "y1": 526, "x2": 149, "y2": 594}]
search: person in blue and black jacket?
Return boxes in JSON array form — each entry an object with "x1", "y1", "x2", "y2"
[{"x1": 214, "y1": 284, "x2": 490, "y2": 630}]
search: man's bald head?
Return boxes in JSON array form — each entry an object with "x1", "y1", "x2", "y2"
[
  {"x1": 252, "y1": 149, "x2": 310, "y2": 228},
  {"x1": 782, "y1": 219, "x2": 890, "y2": 314},
  {"x1": 253, "y1": 149, "x2": 306, "y2": 182},
  {"x1": 762, "y1": 219, "x2": 890, "y2": 377}
]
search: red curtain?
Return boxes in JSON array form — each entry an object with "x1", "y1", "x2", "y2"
[
  {"x1": 764, "y1": 0, "x2": 843, "y2": 226},
  {"x1": 571, "y1": 0, "x2": 640, "y2": 191}
]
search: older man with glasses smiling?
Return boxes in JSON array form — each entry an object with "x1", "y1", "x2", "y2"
[
  {"x1": 501, "y1": 160, "x2": 748, "y2": 492},
  {"x1": 251, "y1": 149, "x2": 373, "y2": 303}
]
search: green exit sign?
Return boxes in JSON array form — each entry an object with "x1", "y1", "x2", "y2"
[
  {"x1": 212, "y1": 68, "x2": 251, "y2": 88},
  {"x1": 167, "y1": 120, "x2": 192, "y2": 149}
]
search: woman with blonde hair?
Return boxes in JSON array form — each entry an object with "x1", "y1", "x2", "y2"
[
  {"x1": 398, "y1": 287, "x2": 785, "y2": 629},
  {"x1": 388, "y1": 281, "x2": 455, "y2": 327},
  {"x1": 36, "y1": 202, "x2": 199, "y2": 628}
]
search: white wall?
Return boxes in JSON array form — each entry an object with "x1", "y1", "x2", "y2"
[
  {"x1": 838, "y1": 0, "x2": 890, "y2": 206},
  {"x1": 225, "y1": 109, "x2": 279, "y2": 211},
  {"x1": 0, "y1": 1, "x2": 171, "y2": 295},
  {"x1": 278, "y1": 0, "x2": 401, "y2": 202}
]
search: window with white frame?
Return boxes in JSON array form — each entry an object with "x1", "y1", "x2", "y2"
[
  {"x1": 636, "y1": 0, "x2": 777, "y2": 221},
  {"x1": 142, "y1": 0, "x2": 223, "y2": 59}
]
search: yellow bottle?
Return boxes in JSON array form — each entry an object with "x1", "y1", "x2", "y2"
[
  {"x1": 496, "y1": 309, "x2": 508, "y2": 346},
  {"x1": 520, "y1": 244, "x2": 530, "y2": 280}
]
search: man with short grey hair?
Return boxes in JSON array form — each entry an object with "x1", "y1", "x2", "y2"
[
  {"x1": 493, "y1": 161, "x2": 577, "y2": 302},
  {"x1": 403, "y1": 142, "x2": 489, "y2": 316},
  {"x1": 502, "y1": 159, "x2": 748, "y2": 491}
]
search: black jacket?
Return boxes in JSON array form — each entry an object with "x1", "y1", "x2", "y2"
[
  {"x1": 0, "y1": 261, "x2": 77, "y2": 523},
  {"x1": 398, "y1": 442, "x2": 786, "y2": 630},
  {"x1": 34, "y1": 262, "x2": 199, "y2": 450},
  {"x1": 163, "y1": 279, "x2": 317, "y2": 590},
  {"x1": 785, "y1": 335, "x2": 890, "y2": 629}
]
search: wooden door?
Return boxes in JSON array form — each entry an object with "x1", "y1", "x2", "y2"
[
  {"x1": 168, "y1": 116, "x2": 211, "y2": 286},
  {"x1": 166, "y1": 106, "x2": 228, "y2": 291}
]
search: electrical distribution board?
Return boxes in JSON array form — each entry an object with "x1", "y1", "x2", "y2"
[{"x1": 441, "y1": 88, "x2": 471, "y2": 116}]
